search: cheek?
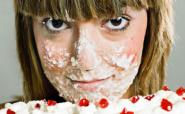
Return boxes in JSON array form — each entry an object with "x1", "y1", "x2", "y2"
[
  {"x1": 99, "y1": 35, "x2": 144, "y2": 68},
  {"x1": 120, "y1": 28, "x2": 146, "y2": 64},
  {"x1": 33, "y1": 20, "x2": 75, "y2": 72},
  {"x1": 124, "y1": 37, "x2": 144, "y2": 63},
  {"x1": 37, "y1": 40, "x2": 71, "y2": 72}
]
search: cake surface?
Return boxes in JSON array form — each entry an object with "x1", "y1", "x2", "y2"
[{"x1": 0, "y1": 86, "x2": 185, "y2": 114}]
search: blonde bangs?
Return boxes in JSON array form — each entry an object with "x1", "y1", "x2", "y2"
[{"x1": 15, "y1": 0, "x2": 149, "y2": 20}]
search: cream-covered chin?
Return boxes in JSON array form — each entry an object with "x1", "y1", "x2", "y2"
[
  {"x1": 43, "y1": 54, "x2": 140, "y2": 103},
  {"x1": 45, "y1": 62, "x2": 138, "y2": 102}
]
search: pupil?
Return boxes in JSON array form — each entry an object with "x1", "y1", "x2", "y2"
[
  {"x1": 111, "y1": 18, "x2": 122, "y2": 26},
  {"x1": 52, "y1": 19, "x2": 63, "y2": 28}
]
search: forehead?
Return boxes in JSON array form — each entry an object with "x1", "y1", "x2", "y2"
[{"x1": 16, "y1": 0, "x2": 148, "y2": 20}]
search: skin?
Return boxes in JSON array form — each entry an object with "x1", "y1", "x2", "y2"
[{"x1": 33, "y1": 7, "x2": 147, "y2": 103}]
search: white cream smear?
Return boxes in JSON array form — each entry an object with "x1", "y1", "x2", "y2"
[
  {"x1": 42, "y1": 29, "x2": 141, "y2": 103},
  {"x1": 43, "y1": 41, "x2": 70, "y2": 69}
]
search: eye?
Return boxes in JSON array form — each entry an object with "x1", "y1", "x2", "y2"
[
  {"x1": 104, "y1": 16, "x2": 130, "y2": 31},
  {"x1": 42, "y1": 18, "x2": 69, "y2": 33}
]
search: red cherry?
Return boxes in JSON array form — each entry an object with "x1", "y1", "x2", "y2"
[
  {"x1": 7, "y1": 109, "x2": 15, "y2": 114},
  {"x1": 98, "y1": 98, "x2": 109, "y2": 108},
  {"x1": 176, "y1": 87, "x2": 185, "y2": 96},
  {"x1": 35, "y1": 103, "x2": 41, "y2": 109},
  {"x1": 162, "y1": 85, "x2": 170, "y2": 91},
  {"x1": 160, "y1": 98, "x2": 173, "y2": 112},
  {"x1": 145, "y1": 95, "x2": 155, "y2": 101},
  {"x1": 120, "y1": 108, "x2": 134, "y2": 114},
  {"x1": 183, "y1": 97, "x2": 185, "y2": 100},
  {"x1": 130, "y1": 96, "x2": 140, "y2": 103},
  {"x1": 79, "y1": 98, "x2": 89, "y2": 107},
  {"x1": 47, "y1": 100, "x2": 57, "y2": 106}
]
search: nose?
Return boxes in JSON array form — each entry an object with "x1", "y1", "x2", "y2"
[{"x1": 74, "y1": 27, "x2": 101, "y2": 71}]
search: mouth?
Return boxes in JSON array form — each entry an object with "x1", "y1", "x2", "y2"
[
  {"x1": 69, "y1": 76, "x2": 112, "y2": 92},
  {"x1": 72, "y1": 77, "x2": 110, "y2": 84}
]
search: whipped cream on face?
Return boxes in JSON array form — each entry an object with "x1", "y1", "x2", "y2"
[
  {"x1": 42, "y1": 28, "x2": 141, "y2": 103},
  {"x1": 74, "y1": 29, "x2": 102, "y2": 70},
  {"x1": 1, "y1": 88, "x2": 185, "y2": 114},
  {"x1": 43, "y1": 40, "x2": 70, "y2": 69}
]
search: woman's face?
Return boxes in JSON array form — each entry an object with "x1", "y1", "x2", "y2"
[{"x1": 33, "y1": 7, "x2": 147, "y2": 103}]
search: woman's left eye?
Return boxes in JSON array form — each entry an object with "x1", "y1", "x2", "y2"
[{"x1": 103, "y1": 16, "x2": 130, "y2": 31}]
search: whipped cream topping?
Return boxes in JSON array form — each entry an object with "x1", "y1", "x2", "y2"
[{"x1": 1, "y1": 88, "x2": 185, "y2": 114}]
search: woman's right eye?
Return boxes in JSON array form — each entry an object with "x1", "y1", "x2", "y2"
[{"x1": 42, "y1": 18, "x2": 69, "y2": 33}]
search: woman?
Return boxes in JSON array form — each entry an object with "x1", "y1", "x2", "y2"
[{"x1": 13, "y1": 0, "x2": 173, "y2": 104}]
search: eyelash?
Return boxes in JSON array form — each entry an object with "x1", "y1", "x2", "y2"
[
  {"x1": 41, "y1": 15, "x2": 131, "y2": 34},
  {"x1": 104, "y1": 14, "x2": 132, "y2": 32},
  {"x1": 42, "y1": 18, "x2": 70, "y2": 34}
]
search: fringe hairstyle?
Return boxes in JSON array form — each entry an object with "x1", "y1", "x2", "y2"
[{"x1": 14, "y1": 0, "x2": 173, "y2": 102}]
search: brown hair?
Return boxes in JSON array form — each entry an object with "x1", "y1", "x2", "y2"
[{"x1": 14, "y1": 0, "x2": 173, "y2": 102}]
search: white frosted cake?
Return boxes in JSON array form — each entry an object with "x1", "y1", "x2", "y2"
[{"x1": 1, "y1": 86, "x2": 185, "y2": 114}]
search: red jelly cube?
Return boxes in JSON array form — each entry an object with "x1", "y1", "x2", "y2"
[
  {"x1": 98, "y1": 98, "x2": 109, "y2": 108},
  {"x1": 120, "y1": 108, "x2": 134, "y2": 114},
  {"x1": 35, "y1": 103, "x2": 41, "y2": 109},
  {"x1": 162, "y1": 85, "x2": 170, "y2": 91},
  {"x1": 7, "y1": 109, "x2": 15, "y2": 114},
  {"x1": 79, "y1": 98, "x2": 89, "y2": 107},
  {"x1": 145, "y1": 95, "x2": 155, "y2": 101},
  {"x1": 130, "y1": 96, "x2": 140, "y2": 103},
  {"x1": 47, "y1": 100, "x2": 57, "y2": 106},
  {"x1": 176, "y1": 87, "x2": 185, "y2": 96},
  {"x1": 160, "y1": 98, "x2": 173, "y2": 112}
]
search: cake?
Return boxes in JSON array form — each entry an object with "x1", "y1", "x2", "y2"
[{"x1": 0, "y1": 86, "x2": 185, "y2": 114}]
